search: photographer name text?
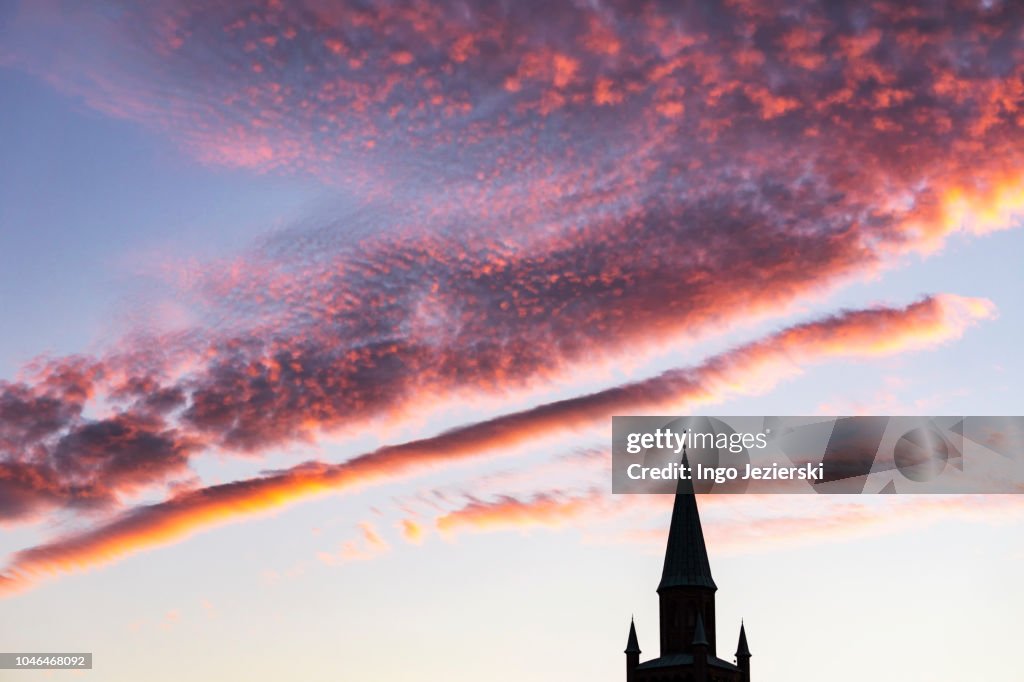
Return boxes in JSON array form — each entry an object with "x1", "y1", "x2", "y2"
[{"x1": 626, "y1": 461, "x2": 824, "y2": 483}]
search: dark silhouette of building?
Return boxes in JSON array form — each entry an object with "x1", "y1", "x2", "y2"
[{"x1": 625, "y1": 453, "x2": 751, "y2": 682}]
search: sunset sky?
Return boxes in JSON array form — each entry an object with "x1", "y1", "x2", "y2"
[{"x1": 2, "y1": 2, "x2": 1024, "y2": 680}]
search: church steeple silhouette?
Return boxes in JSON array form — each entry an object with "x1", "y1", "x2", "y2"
[
  {"x1": 624, "y1": 448, "x2": 752, "y2": 682},
  {"x1": 736, "y1": 621, "x2": 751, "y2": 680},
  {"x1": 624, "y1": 618, "x2": 641, "y2": 682}
]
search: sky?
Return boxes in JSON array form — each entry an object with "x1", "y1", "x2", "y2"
[{"x1": 1, "y1": 1, "x2": 1024, "y2": 680}]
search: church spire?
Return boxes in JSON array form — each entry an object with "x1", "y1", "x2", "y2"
[
  {"x1": 658, "y1": 448, "x2": 717, "y2": 592},
  {"x1": 736, "y1": 621, "x2": 751, "y2": 682},
  {"x1": 625, "y1": 617, "x2": 641, "y2": 682},
  {"x1": 625, "y1": 618, "x2": 641, "y2": 654},
  {"x1": 736, "y1": 621, "x2": 750, "y2": 657}
]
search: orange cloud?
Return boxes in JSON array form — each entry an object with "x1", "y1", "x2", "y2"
[
  {"x1": 317, "y1": 521, "x2": 390, "y2": 566},
  {"x1": 377, "y1": 487, "x2": 1024, "y2": 559},
  {"x1": 0, "y1": 294, "x2": 993, "y2": 595},
  {"x1": 399, "y1": 518, "x2": 425, "y2": 545},
  {"x1": 436, "y1": 491, "x2": 604, "y2": 536},
  {"x1": 448, "y1": 490, "x2": 1024, "y2": 558}
]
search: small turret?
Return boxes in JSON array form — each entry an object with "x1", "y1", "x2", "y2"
[
  {"x1": 736, "y1": 620, "x2": 751, "y2": 682},
  {"x1": 625, "y1": 618, "x2": 641, "y2": 682}
]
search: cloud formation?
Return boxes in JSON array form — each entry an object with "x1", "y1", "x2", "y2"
[
  {"x1": 1, "y1": 1, "x2": 1022, "y2": 595},
  {"x1": 0, "y1": 294, "x2": 993, "y2": 594},
  {"x1": 436, "y1": 490, "x2": 605, "y2": 536},
  {"x1": 5, "y1": 1, "x2": 1024, "y2": 250},
  {"x1": 3, "y1": 4, "x2": 1022, "y2": 508},
  {"x1": 7, "y1": 2, "x2": 1024, "y2": 207},
  {"x1": 317, "y1": 521, "x2": 390, "y2": 565},
  {"x1": 417, "y1": 485, "x2": 1024, "y2": 559},
  {"x1": 7, "y1": 3, "x2": 1021, "y2": 493}
]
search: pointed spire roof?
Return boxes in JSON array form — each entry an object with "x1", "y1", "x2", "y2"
[
  {"x1": 658, "y1": 449, "x2": 717, "y2": 591},
  {"x1": 692, "y1": 612, "x2": 708, "y2": 647},
  {"x1": 736, "y1": 621, "x2": 751, "y2": 657},
  {"x1": 625, "y1": 618, "x2": 641, "y2": 654}
]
